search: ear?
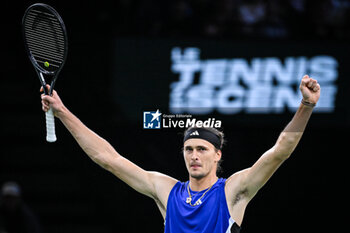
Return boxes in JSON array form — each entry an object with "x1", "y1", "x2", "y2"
[{"x1": 215, "y1": 150, "x2": 222, "y2": 162}]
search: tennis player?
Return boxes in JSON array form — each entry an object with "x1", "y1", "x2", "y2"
[{"x1": 41, "y1": 75, "x2": 320, "y2": 232}]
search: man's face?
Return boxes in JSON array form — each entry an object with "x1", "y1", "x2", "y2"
[{"x1": 183, "y1": 138, "x2": 221, "y2": 179}]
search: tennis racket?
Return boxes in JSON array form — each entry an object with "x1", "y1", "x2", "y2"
[{"x1": 22, "y1": 3, "x2": 68, "y2": 142}]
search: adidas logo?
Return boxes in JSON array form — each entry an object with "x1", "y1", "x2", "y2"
[{"x1": 190, "y1": 130, "x2": 199, "y2": 136}]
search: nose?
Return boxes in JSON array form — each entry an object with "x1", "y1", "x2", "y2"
[{"x1": 191, "y1": 149, "x2": 199, "y2": 160}]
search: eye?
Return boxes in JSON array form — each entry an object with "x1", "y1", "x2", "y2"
[
  {"x1": 198, "y1": 146, "x2": 207, "y2": 151},
  {"x1": 185, "y1": 147, "x2": 193, "y2": 152}
]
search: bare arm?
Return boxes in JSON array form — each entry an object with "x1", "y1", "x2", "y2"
[
  {"x1": 227, "y1": 75, "x2": 321, "y2": 200},
  {"x1": 41, "y1": 88, "x2": 177, "y2": 214},
  {"x1": 240, "y1": 103, "x2": 313, "y2": 198}
]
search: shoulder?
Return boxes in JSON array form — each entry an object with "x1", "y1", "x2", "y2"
[
  {"x1": 148, "y1": 171, "x2": 178, "y2": 200},
  {"x1": 149, "y1": 171, "x2": 178, "y2": 187},
  {"x1": 225, "y1": 169, "x2": 249, "y2": 188}
]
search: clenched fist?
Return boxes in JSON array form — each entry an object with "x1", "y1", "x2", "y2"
[{"x1": 299, "y1": 75, "x2": 321, "y2": 105}]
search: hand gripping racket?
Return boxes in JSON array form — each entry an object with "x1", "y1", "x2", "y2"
[{"x1": 22, "y1": 3, "x2": 68, "y2": 142}]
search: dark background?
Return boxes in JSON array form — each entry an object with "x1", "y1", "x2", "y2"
[{"x1": 1, "y1": 0, "x2": 349, "y2": 232}]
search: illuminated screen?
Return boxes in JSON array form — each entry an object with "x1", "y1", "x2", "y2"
[{"x1": 112, "y1": 39, "x2": 349, "y2": 127}]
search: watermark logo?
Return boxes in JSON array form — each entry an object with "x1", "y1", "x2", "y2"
[
  {"x1": 143, "y1": 110, "x2": 162, "y2": 129},
  {"x1": 143, "y1": 110, "x2": 221, "y2": 129}
]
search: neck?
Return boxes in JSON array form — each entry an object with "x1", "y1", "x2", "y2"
[{"x1": 189, "y1": 175, "x2": 218, "y2": 191}]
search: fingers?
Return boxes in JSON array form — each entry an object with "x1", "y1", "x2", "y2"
[
  {"x1": 39, "y1": 84, "x2": 51, "y2": 94},
  {"x1": 40, "y1": 85, "x2": 61, "y2": 113},
  {"x1": 301, "y1": 75, "x2": 320, "y2": 92},
  {"x1": 41, "y1": 94, "x2": 52, "y2": 112},
  {"x1": 51, "y1": 89, "x2": 58, "y2": 97},
  {"x1": 300, "y1": 75, "x2": 310, "y2": 88},
  {"x1": 307, "y1": 78, "x2": 320, "y2": 92},
  {"x1": 41, "y1": 91, "x2": 56, "y2": 112},
  {"x1": 312, "y1": 83, "x2": 320, "y2": 92},
  {"x1": 41, "y1": 99, "x2": 50, "y2": 112},
  {"x1": 40, "y1": 85, "x2": 59, "y2": 97}
]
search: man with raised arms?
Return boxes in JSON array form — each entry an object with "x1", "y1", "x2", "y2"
[{"x1": 41, "y1": 75, "x2": 320, "y2": 232}]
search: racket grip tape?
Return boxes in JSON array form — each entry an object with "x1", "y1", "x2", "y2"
[{"x1": 45, "y1": 108, "x2": 57, "y2": 142}]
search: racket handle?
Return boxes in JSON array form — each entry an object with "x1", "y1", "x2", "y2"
[{"x1": 45, "y1": 108, "x2": 57, "y2": 142}]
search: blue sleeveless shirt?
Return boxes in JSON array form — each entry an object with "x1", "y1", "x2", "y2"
[{"x1": 164, "y1": 178, "x2": 241, "y2": 233}]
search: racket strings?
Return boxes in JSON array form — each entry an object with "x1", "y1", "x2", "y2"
[{"x1": 23, "y1": 7, "x2": 66, "y2": 70}]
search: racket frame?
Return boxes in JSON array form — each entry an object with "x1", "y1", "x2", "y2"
[
  {"x1": 22, "y1": 3, "x2": 68, "y2": 96},
  {"x1": 22, "y1": 3, "x2": 68, "y2": 142}
]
